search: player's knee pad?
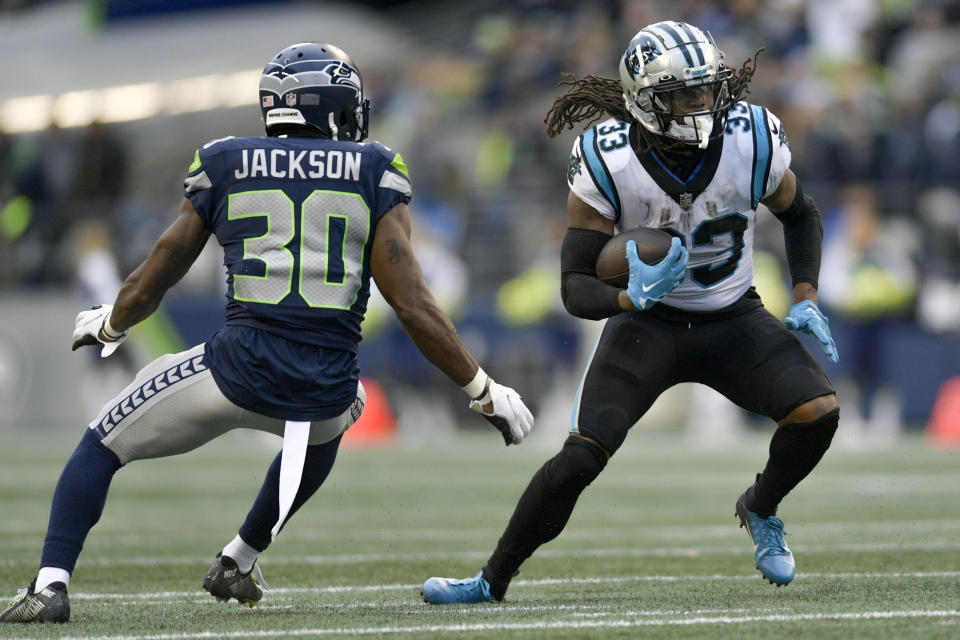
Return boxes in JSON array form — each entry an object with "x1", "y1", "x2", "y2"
[
  {"x1": 773, "y1": 407, "x2": 839, "y2": 458},
  {"x1": 543, "y1": 435, "x2": 609, "y2": 493}
]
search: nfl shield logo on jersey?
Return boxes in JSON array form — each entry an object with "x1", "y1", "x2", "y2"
[
  {"x1": 679, "y1": 192, "x2": 693, "y2": 209},
  {"x1": 285, "y1": 93, "x2": 297, "y2": 106}
]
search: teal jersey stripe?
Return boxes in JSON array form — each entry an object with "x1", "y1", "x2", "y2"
[
  {"x1": 581, "y1": 128, "x2": 620, "y2": 217},
  {"x1": 750, "y1": 105, "x2": 772, "y2": 208}
]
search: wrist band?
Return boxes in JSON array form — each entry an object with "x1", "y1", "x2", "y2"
[
  {"x1": 102, "y1": 314, "x2": 124, "y2": 340},
  {"x1": 461, "y1": 367, "x2": 490, "y2": 400}
]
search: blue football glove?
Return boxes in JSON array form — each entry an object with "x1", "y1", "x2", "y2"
[
  {"x1": 625, "y1": 237, "x2": 688, "y2": 310},
  {"x1": 784, "y1": 300, "x2": 839, "y2": 364}
]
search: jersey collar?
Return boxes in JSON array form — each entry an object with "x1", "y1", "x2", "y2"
[{"x1": 632, "y1": 125, "x2": 725, "y2": 209}]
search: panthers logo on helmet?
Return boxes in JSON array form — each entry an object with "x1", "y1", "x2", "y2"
[
  {"x1": 623, "y1": 34, "x2": 662, "y2": 81},
  {"x1": 623, "y1": 52, "x2": 641, "y2": 80},
  {"x1": 637, "y1": 34, "x2": 662, "y2": 65}
]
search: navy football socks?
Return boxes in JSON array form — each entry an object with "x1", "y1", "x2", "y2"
[
  {"x1": 238, "y1": 435, "x2": 343, "y2": 551},
  {"x1": 38, "y1": 429, "x2": 342, "y2": 572},
  {"x1": 41, "y1": 429, "x2": 122, "y2": 573}
]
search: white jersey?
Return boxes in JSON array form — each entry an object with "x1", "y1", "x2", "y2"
[{"x1": 567, "y1": 101, "x2": 791, "y2": 312}]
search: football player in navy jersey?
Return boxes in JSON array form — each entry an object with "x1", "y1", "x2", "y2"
[
  {"x1": 1, "y1": 43, "x2": 533, "y2": 624},
  {"x1": 423, "y1": 21, "x2": 838, "y2": 604}
]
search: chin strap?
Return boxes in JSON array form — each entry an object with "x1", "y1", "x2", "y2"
[{"x1": 328, "y1": 113, "x2": 339, "y2": 141}]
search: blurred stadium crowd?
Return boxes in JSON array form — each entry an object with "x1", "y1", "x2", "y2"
[{"x1": 1, "y1": 0, "x2": 958, "y2": 431}]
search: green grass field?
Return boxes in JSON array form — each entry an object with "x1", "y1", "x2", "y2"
[{"x1": 1, "y1": 427, "x2": 959, "y2": 639}]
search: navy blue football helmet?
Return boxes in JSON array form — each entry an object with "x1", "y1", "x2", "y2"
[{"x1": 259, "y1": 43, "x2": 370, "y2": 141}]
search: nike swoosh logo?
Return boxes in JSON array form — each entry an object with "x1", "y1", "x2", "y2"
[{"x1": 641, "y1": 279, "x2": 663, "y2": 293}]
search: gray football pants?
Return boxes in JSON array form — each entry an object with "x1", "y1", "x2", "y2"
[{"x1": 87, "y1": 343, "x2": 365, "y2": 465}]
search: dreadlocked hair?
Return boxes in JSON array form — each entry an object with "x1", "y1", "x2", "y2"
[
  {"x1": 544, "y1": 48, "x2": 765, "y2": 141},
  {"x1": 544, "y1": 73, "x2": 627, "y2": 138},
  {"x1": 729, "y1": 47, "x2": 763, "y2": 105}
]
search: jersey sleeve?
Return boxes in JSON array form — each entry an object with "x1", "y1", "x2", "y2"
[
  {"x1": 748, "y1": 105, "x2": 792, "y2": 208},
  {"x1": 567, "y1": 133, "x2": 618, "y2": 221},
  {"x1": 763, "y1": 108, "x2": 792, "y2": 200},
  {"x1": 183, "y1": 138, "x2": 230, "y2": 229},
  {"x1": 369, "y1": 142, "x2": 412, "y2": 222}
]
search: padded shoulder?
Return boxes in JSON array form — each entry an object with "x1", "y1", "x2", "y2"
[
  {"x1": 568, "y1": 118, "x2": 630, "y2": 222},
  {"x1": 364, "y1": 140, "x2": 411, "y2": 200},
  {"x1": 733, "y1": 102, "x2": 793, "y2": 208}
]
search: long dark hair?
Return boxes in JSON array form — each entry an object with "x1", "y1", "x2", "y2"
[{"x1": 544, "y1": 49, "x2": 764, "y2": 143}]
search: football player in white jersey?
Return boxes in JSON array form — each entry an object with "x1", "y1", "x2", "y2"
[{"x1": 423, "y1": 20, "x2": 839, "y2": 603}]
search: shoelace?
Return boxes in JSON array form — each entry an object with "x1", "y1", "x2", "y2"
[
  {"x1": 250, "y1": 562, "x2": 270, "y2": 591},
  {"x1": 1, "y1": 587, "x2": 28, "y2": 614},
  {"x1": 447, "y1": 577, "x2": 486, "y2": 596},
  {"x1": 756, "y1": 516, "x2": 790, "y2": 555}
]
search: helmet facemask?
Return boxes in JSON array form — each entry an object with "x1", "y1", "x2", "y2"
[{"x1": 642, "y1": 75, "x2": 733, "y2": 149}]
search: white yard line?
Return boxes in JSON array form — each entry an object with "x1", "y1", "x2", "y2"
[
  {"x1": 7, "y1": 517, "x2": 960, "y2": 541},
  {"x1": 11, "y1": 610, "x2": 959, "y2": 640},
  {"x1": 4, "y1": 539, "x2": 960, "y2": 568},
  {"x1": 67, "y1": 571, "x2": 960, "y2": 600}
]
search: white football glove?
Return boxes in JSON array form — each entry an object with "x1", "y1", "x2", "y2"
[
  {"x1": 469, "y1": 380, "x2": 534, "y2": 446},
  {"x1": 72, "y1": 304, "x2": 128, "y2": 358}
]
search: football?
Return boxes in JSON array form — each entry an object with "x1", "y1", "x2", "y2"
[{"x1": 595, "y1": 227, "x2": 674, "y2": 288}]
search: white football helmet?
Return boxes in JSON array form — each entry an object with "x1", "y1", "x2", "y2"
[{"x1": 619, "y1": 21, "x2": 733, "y2": 149}]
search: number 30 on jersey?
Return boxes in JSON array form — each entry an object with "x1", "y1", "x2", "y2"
[{"x1": 227, "y1": 189, "x2": 370, "y2": 309}]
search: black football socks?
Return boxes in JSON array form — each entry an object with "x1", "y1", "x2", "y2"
[
  {"x1": 743, "y1": 408, "x2": 839, "y2": 518},
  {"x1": 482, "y1": 436, "x2": 608, "y2": 600}
]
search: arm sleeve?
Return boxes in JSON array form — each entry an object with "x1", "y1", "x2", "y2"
[
  {"x1": 560, "y1": 227, "x2": 624, "y2": 320},
  {"x1": 772, "y1": 179, "x2": 823, "y2": 289}
]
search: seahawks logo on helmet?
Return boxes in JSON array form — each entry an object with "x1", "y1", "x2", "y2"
[{"x1": 323, "y1": 62, "x2": 362, "y2": 92}]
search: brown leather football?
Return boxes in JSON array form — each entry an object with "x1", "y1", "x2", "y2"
[{"x1": 595, "y1": 227, "x2": 674, "y2": 288}]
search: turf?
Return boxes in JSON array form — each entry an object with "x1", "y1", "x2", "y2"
[{"x1": 1, "y1": 428, "x2": 958, "y2": 639}]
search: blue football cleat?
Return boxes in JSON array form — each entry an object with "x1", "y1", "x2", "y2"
[
  {"x1": 421, "y1": 571, "x2": 498, "y2": 604},
  {"x1": 735, "y1": 495, "x2": 796, "y2": 586}
]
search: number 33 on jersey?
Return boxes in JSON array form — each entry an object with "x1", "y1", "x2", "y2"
[
  {"x1": 568, "y1": 101, "x2": 790, "y2": 312},
  {"x1": 184, "y1": 135, "x2": 412, "y2": 351}
]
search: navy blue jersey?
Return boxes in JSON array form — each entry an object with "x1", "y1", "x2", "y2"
[{"x1": 183, "y1": 135, "x2": 412, "y2": 420}]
